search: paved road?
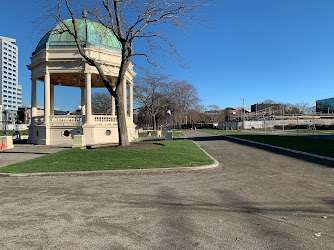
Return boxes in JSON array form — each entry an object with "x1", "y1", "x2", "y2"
[
  {"x1": 0, "y1": 144, "x2": 68, "y2": 168},
  {"x1": 0, "y1": 130, "x2": 333, "y2": 249}
]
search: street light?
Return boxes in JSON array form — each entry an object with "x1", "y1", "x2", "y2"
[
  {"x1": 167, "y1": 110, "x2": 172, "y2": 131},
  {"x1": 3, "y1": 106, "x2": 8, "y2": 136},
  {"x1": 77, "y1": 105, "x2": 82, "y2": 134},
  {"x1": 241, "y1": 98, "x2": 245, "y2": 130}
]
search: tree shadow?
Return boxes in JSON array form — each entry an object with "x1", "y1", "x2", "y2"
[
  {"x1": 0, "y1": 151, "x2": 49, "y2": 155},
  {"x1": 113, "y1": 188, "x2": 334, "y2": 248},
  {"x1": 156, "y1": 186, "x2": 199, "y2": 249}
]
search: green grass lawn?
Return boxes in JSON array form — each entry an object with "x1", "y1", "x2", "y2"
[
  {"x1": 138, "y1": 130, "x2": 185, "y2": 137},
  {"x1": 200, "y1": 129, "x2": 334, "y2": 158},
  {"x1": 0, "y1": 139, "x2": 214, "y2": 173},
  {"x1": 0, "y1": 130, "x2": 29, "y2": 136}
]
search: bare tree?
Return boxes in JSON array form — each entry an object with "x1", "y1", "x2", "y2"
[
  {"x1": 42, "y1": 0, "x2": 211, "y2": 146},
  {"x1": 92, "y1": 92, "x2": 111, "y2": 114},
  {"x1": 294, "y1": 102, "x2": 310, "y2": 114},
  {"x1": 167, "y1": 80, "x2": 201, "y2": 127},
  {"x1": 134, "y1": 72, "x2": 169, "y2": 130},
  {"x1": 207, "y1": 104, "x2": 220, "y2": 111}
]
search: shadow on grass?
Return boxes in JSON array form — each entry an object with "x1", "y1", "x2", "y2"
[
  {"x1": 186, "y1": 134, "x2": 334, "y2": 169},
  {"x1": 0, "y1": 151, "x2": 50, "y2": 155}
]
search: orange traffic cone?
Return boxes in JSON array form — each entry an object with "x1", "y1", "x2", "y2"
[{"x1": 1, "y1": 139, "x2": 6, "y2": 150}]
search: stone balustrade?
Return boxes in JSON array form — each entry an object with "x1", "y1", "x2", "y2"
[
  {"x1": 31, "y1": 116, "x2": 44, "y2": 125},
  {"x1": 31, "y1": 115, "x2": 131, "y2": 126},
  {"x1": 50, "y1": 115, "x2": 82, "y2": 126},
  {"x1": 93, "y1": 115, "x2": 117, "y2": 125}
]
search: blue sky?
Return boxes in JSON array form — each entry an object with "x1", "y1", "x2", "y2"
[{"x1": 1, "y1": 0, "x2": 334, "y2": 111}]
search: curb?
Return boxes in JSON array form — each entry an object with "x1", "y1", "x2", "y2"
[
  {"x1": 0, "y1": 141, "x2": 219, "y2": 177},
  {"x1": 203, "y1": 131, "x2": 334, "y2": 162}
]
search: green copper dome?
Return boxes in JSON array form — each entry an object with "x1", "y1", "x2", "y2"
[{"x1": 34, "y1": 18, "x2": 122, "y2": 55}]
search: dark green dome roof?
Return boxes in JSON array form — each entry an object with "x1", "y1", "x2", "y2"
[{"x1": 34, "y1": 19, "x2": 122, "y2": 55}]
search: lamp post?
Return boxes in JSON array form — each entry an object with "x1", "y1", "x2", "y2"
[
  {"x1": 3, "y1": 106, "x2": 8, "y2": 136},
  {"x1": 77, "y1": 105, "x2": 82, "y2": 134},
  {"x1": 167, "y1": 110, "x2": 172, "y2": 131},
  {"x1": 241, "y1": 98, "x2": 245, "y2": 130}
]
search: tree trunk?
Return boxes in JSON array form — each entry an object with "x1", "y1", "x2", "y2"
[
  {"x1": 152, "y1": 115, "x2": 157, "y2": 130},
  {"x1": 115, "y1": 76, "x2": 129, "y2": 147}
]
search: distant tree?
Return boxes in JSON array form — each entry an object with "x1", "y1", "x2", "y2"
[
  {"x1": 92, "y1": 92, "x2": 111, "y2": 114},
  {"x1": 167, "y1": 80, "x2": 201, "y2": 127},
  {"x1": 134, "y1": 73, "x2": 169, "y2": 130},
  {"x1": 294, "y1": 102, "x2": 310, "y2": 114},
  {"x1": 261, "y1": 99, "x2": 277, "y2": 104},
  {"x1": 207, "y1": 105, "x2": 220, "y2": 111}
]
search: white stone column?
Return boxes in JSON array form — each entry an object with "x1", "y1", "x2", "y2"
[
  {"x1": 123, "y1": 78, "x2": 127, "y2": 117},
  {"x1": 81, "y1": 87, "x2": 86, "y2": 116},
  {"x1": 111, "y1": 89, "x2": 115, "y2": 116},
  {"x1": 44, "y1": 72, "x2": 50, "y2": 125},
  {"x1": 85, "y1": 73, "x2": 92, "y2": 124},
  {"x1": 129, "y1": 83, "x2": 133, "y2": 121},
  {"x1": 31, "y1": 78, "x2": 37, "y2": 123},
  {"x1": 50, "y1": 84, "x2": 55, "y2": 115}
]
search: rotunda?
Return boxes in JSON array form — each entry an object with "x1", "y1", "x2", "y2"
[{"x1": 27, "y1": 14, "x2": 137, "y2": 146}]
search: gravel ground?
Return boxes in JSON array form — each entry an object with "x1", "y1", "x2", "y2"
[{"x1": 0, "y1": 130, "x2": 333, "y2": 249}]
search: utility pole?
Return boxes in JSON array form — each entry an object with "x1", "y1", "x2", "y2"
[{"x1": 242, "y1": 98, "x2": 245, "y2": 130}]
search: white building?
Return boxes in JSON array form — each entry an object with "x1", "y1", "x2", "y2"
[{"x1": 0, "y1": 36, "x2": 22, "y2": 111}]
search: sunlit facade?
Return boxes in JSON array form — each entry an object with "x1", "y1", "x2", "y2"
[{"x1": 0, "y1": 36, "x2": 22, "y2": 111}]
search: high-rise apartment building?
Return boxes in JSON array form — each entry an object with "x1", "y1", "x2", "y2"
[{"x1": 0, "y1": 36, "x2": 22, "y2": 111}]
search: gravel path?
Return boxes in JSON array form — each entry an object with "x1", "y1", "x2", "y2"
[{"x1": 0, "y1": 130, "x2": 333, "y2": 249}]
